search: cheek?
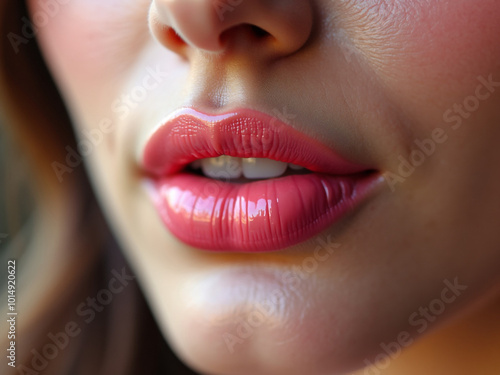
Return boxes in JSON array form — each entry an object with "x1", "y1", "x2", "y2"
[
  {"x1": 341, "y1": 0, "x2": 500, "y2": 99},
  {"x1": 27, "y1": 0, "x2": 151, "y2": 98}
]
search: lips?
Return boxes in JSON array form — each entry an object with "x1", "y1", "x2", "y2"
[{"x1": 142, "y1": 108, "x2": 381, "y2": 252}]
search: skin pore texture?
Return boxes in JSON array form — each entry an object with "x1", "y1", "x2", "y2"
[{"x1": 27, "y1": 0, "x2": 500, "y2": 374}]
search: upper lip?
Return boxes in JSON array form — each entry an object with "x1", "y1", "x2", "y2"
[{"x1": 141, "y1": 107, "x2": 372, "y2": 177}]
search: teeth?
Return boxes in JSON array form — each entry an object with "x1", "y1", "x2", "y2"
[
  {"x1": 242, "y1": 158, "x2": 288, "y2": 179},
  {"x1": 192, "y1": 157, "x2": 306, "y2": 180},
  {"x1": 201, "y1": 156, "x2": 242, "y2": 179},
  {"x1": 289, "y1": 163, "x2": 304, "y2": 170}
]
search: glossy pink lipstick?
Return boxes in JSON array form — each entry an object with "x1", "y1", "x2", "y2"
[{"x1": 142, "y1": 108, "x2": 380, "y2": 252}]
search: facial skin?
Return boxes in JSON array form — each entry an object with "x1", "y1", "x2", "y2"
[{"x1": 27, "y1": 0, "x2": 500, "y2": 374}]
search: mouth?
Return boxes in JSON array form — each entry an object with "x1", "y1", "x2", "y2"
[{"x1": 141, "y1": 108, "x2": 382, "y2": 252}]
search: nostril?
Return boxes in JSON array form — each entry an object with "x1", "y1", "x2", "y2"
[
  {"x1": 219, "y1": 24, "x2": 272, "y2": 49},
  {"x1": 150, "y1": 0, "x2": 312, "y2": 57},
  {"x1": 250, "y1": 25, "x2": 270, "y2": 39}
]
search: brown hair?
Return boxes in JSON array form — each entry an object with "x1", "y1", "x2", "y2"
[{"x1": 0, "y1": 2, "x2": 194, "y2": 374}]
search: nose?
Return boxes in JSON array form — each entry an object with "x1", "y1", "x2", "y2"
[{"x1": 149, "y1": 0, "x2": 313, "y2": 59}]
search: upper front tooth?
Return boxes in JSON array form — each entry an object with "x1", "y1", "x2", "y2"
[
  {"x1": 289, "y1": 163, "x2": 304, "y2": 170},
  {"x1": 242, "y1": 158, "x2": 288, "y2": 179},
  {"x1": 201, "y1": 156, "x2": 242, "y2": 179}
]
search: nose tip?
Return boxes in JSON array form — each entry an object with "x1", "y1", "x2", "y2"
[{"x1": 149, "y1": 0, "x2": 313, "y2": 58}]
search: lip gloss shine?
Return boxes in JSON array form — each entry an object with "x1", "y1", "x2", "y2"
[{"x1": 142, "y1": 108, "x2": 381, "y2": 252}]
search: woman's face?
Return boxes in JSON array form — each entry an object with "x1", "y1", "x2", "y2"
[{"x1": 28, "y1": 0, "x2": 500, "y2": 374}]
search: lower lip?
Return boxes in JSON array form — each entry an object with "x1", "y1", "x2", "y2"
[{"x1": 147, "y1": 171, "x2": 381, "y2": 252}]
